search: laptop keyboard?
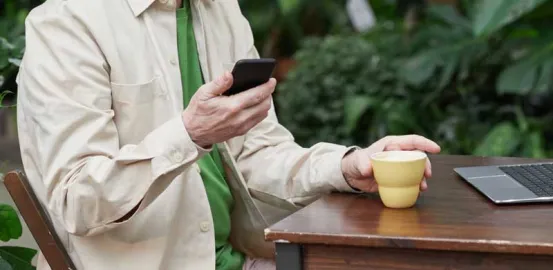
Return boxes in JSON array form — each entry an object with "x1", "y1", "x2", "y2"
[{"x1": 499, "y1": 164, "x2": 553, "y2": 197}]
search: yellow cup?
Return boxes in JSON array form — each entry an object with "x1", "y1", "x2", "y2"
[{"x1": 370, "y1": 150, "x2": 427, "y2": 208}]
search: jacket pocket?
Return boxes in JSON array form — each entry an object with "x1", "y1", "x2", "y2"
[
  {"x1": 111, "y1": 75, "x2": 166, "y2": 105},
  {"x1": 110, "y1": 76, "x2": 172, "y2": 144}
]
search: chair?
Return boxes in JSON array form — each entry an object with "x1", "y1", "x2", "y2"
[{"x1": 3, "y1": 170, "x2": 76, "y2": 270}]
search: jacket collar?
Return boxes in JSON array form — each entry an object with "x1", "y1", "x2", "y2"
[{"x1": 126, "y1": 0, "x2": 211, "y2": 17}]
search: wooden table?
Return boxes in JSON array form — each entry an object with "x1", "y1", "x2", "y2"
[{"x1": 265, "y1": 155, "x2": 553, "y2": 270}]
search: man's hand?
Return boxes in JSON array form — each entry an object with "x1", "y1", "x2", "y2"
[
  {"x1": 182, "y1": 72, "x2": 276, "y2": 148},
  {"x1": 341, "y1": 135, "x2": 441, "y2": 193}
]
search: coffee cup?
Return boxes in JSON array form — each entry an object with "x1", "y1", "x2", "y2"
[{"x1": 370, "y1": 150, "x2": 427, "y2": 208}]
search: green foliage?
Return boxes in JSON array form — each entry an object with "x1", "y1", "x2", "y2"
[
  {"x1": 469, "y1": 0, "x2": 553, "y2": 95},
  {"x1": 1, "y1": 0, "x2": 37, "y2": 252},
  {"x1": 239, "y1": 0, "x2": 351, "y2": 58},
  {"x1": 0, "y1": 169, "x2": 33, "y2": 269},
  {"x1": 0, "y1": 0, "x2": 36, "y2": 107},
  {"x1": 400, "y1": 3, "x2": 553, "y2": 95},
  {"x1": 0, "y1": 37, "x2": 24, "y2": 90},
  {"x1": 473, "y1": 122, "x2": 521, "y2": 157},
  {"x1": 0, "y1": 247, "x2": 36, "y2": 270},
  {"x1": 0, "y1": 203, "x2": 35, "y2": 270},
  {"x1": 277, "y1": 0, "x2": 299, "y2": 14},
  {"x1": 277, "y1": 0, "x2": 553, "y2": 158},
  {"x1": 0, "y1": 3, "x2": 27, "y2": 93},
  {"x1": 1, "y1": 1, "x2": 35, "y2": 265},
  {"x1": 0, "y1": 257, "x2": 12, "y2": 270},
  {"x1": 278, "y1": 36, "x2": 374, "y2": 146},
  {"x1": 473, "y1": 0, "x2": 548, "y2": 36},
  {"x1": 0, "y1": 205, "x2": 22, "y2": 242}
]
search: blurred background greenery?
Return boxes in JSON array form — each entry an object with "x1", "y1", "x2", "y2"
[
  {"x1": 1, "y1": 1, "x2": 41, "y2": 268},
  {"x1": 243, "y1": 0, "x2": 553, "y2": 159},
  {"x1": 2, "y1": 0, "x2": 553, "y2": 268}
]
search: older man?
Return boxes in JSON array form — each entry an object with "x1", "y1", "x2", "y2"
[{"x1": 16, "y1": 0, "x2": 440, "y2": 269}]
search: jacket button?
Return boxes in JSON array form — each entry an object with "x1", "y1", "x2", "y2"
[
  {"x1": 200, "y1": 221, "x2": 210, "y2": 232},
  {"x1": 170, "y1": 58, "x2": 177, "y2": 65}
]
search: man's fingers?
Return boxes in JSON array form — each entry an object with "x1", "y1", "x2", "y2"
[
  {"x1": 200, "y1": 71, "x2": 233, "y2": 96},
  {"x1": 420, "y1": 179, "x2": 428, "y2": 191},
  {"x1": 229, "y1": 78, "x2": 276, "y2": 109},
  {"x1": 238, "y1": 95, "x2": 272, "y2": 119},
  {"x1": 348, "y1": 179, "x2": 378, "y2": 193},
  {"x1": 369, "y1": 184, "x2": 378, "y2": 193},
  {"x1": 231, "y1": 96, "x2": 272, "y2": 134},
  {"x1": 384, "y1": 135, "x2": 441, "y2": 153},
  {"x1": 358, "y1": 154, "x2": 373, "y2": 178},
  {"x1": 424, "y1": 158, "x2": 432, "y2": 178}
]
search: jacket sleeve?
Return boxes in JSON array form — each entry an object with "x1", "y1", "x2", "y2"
[
  {"x1": 17, "y1": 4, "x2": 207, "y2": 236},
  {"x1": 235, "y1": 17, "x2": 360, "y2": 207}
]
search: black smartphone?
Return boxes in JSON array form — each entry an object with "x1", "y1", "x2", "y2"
[{"x1": 223, "y1": 58, "x2": 276, "y2": 96}]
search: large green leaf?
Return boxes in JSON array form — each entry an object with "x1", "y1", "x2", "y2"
[
  {"x1": 522, "y1": 131, "x2": 547, "y2": 158},
  {"x1": 344, "y1": 95, "x2": 374, "y2": 133},
  {"x1": 400, "y1": 52, "x2": 439, "y2": 86},
  {"x1": 497, "y1": 61, "x2": 538, "y2": 95},
  {"x1": 514, "y1": 105, "x2": 529, "y2": 132},
  {"x1": 473, "y1": 0, "x2": 548, "y2": 36},
  {"x1": 427, "y1": 4, "x2": 471, "y2": 31},
  {"x1": 0, "y1": 257, "x2": 13, "y2": 270},
  {"x1": 535, "y1": 61, "x2": 553, "y2": 93},
  {"x1": 0, "y1": 205, "x2": 23, "y2": 242},
  {"x1": 524, "y1": 0, "x2": 553, "y2": 20},
  {"x1": 438, "y1": 54, "x2": 459, "y2": 89},
  {"x1": 473, "y1": 122, "x2": 521, "y2": 157},
  {"x1": 0, "y1": 247, "x2": 37, "y2": 270},
  {"x1": 497, "y1": 38, "x2": 553, "y2": 94},
  {"x1": 0, "y1": 51, "x2": 9, "y2": 70}
]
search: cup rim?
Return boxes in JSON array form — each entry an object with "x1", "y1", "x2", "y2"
[{"x1": 370, "y1": 150, "x2": 427, "y2": 162}]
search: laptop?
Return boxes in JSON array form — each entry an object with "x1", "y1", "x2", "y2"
[{"x1": 455, "y1": 162, "x2": 553, "y2": 204}]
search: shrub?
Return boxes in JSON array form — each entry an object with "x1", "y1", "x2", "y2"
[{"x1": 277, "y1": 1, "x2": 553, "y2": 158}]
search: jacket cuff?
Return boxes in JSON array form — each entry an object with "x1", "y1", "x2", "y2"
[
  {"x1": 142, "y1": 116, "x2": 210, "y2": 178},
  {"x1": 328, "y1": 146, "x2": 363, "y2": 193}
]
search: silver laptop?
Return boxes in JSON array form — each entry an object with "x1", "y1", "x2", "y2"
[{"x1": 455, "y1": 162, "x2": 553, "y2": 204}]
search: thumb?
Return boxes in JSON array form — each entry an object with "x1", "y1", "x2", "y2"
[
  {"x1": 355, "y1": 149, "x2": 373, "y2": 178},
  {"x1": 348, "y1": 150, "x2": 373, "y2": 178},
  {"x1": 358, "y1": 157, "x2": 374, "y2": 178},
  {"x1": 200, "y1": 71, "x2": 233, "y2": 97}
]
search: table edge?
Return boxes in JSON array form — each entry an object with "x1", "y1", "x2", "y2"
[{"x1": 265, "y1": 230, "x2": 553, "y2": 256}]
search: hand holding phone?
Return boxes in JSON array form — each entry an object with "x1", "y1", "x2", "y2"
[
  {"x1": 223, "y1": 58, "x2": 276, "y2": 96},
  {"x1": 182, "y1": 64, "x2": 276, "y2": 148}
]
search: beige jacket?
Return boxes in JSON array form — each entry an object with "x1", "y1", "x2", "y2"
[{"x1": 16, "y1": 0, "x2": 357, "y2": 269}]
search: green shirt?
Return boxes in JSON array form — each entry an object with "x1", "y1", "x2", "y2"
[{"x1": 176, "y1": 2, "x2": 245, "y2": 270}]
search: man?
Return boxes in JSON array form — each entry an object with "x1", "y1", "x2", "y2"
[{"x1": 16, "y1": 0, "x2": 441, "y2": 269}]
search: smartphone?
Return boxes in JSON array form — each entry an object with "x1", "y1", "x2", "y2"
[{"x1": 223, "y1": 58, "x2": 276, "y2": 96}]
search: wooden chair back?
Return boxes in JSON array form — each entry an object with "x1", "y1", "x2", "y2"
[{"x1": 3, "y1": 170, "x2": 76, "y2": 270}]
